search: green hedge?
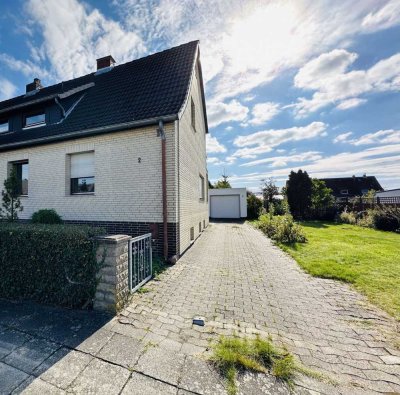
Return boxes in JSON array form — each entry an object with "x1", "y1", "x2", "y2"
[{"x1": 0, "y1": 223, "x2": 104, "y2": 308}]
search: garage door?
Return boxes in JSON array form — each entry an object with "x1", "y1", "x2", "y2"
[{"x1": 210, "y1": 195, "x2": 240, "y2": 219}]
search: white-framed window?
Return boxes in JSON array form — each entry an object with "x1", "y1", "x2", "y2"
[
  {"x1": 340, "y1": 189, "x2": 349, "y2": 195},
  {"x1": 24, "y1": 111, "x2": 45, "y2": 128},
  {"x1": 0, "y1": 120, "x2": 9, "y2": 133},
  {"x1": 70, "y1": 152, "x2": 95, "y2": 194},
  {"x1": 191, "y1": 98, "x2": 196, "y2": 131},
  {"x1": 11, "y1": 161, "x2": 29, "y2": 196},
  {"x1": 199, "y1": 174, "x2": 205, "y2": 200}
]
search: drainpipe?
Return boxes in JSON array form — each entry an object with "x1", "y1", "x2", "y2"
[{"x1": 158, "y1": 120, "x2": 168, "y2": 261}]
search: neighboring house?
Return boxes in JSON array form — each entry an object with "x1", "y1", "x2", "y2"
[
  {"x1": 320, "y1": 175, "x2": 383, "y2": 201},
  {"x1": 0, "y1": 41, "x2": 209, "y2": 261},
  {"x1": 376, "y1": 188, "x2": 400, "y2": 198}
]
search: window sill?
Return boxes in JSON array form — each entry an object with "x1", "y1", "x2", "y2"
[
  {"x1": 70, "y1": 193, "x2": 95, "y2": 196},
  {"x1": 23, "y1": 123, "x2": 46, "y2": 130}
]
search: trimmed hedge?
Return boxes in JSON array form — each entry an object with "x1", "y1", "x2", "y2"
[{"x1": 0, "y1": 223, "x2": 104, "y2": 308}]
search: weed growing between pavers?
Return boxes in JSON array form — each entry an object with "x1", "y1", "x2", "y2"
[
  {"x1": 211, "y1": 335, "x2": 296, "y2": 394},
  {"x1": 211, "y1": 335, "x2": 331, "y2": 394},
  {"x1": 152, "y1": 257, "x2": 168, "y2": 280},
  {"x1": 137, "y1": 287, "x2": 151, "y2": 294}
]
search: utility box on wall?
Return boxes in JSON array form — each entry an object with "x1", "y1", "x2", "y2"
[{"x1": 209, "y1": 188, "x2": 247, "y2": 219}]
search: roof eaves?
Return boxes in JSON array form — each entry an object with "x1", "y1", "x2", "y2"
[{"x1": 0, "y1": 113, "x2": 178, "y2": 152}]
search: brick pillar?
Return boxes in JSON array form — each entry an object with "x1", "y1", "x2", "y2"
[{"x1": 93, "y1": 234, "x2": 132, "y2": 314}]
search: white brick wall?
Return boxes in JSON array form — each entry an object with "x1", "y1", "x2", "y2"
[
  {"x1": 0, "y1": 123, "x2": 177, "y2": 223},
  {"x1": 178, "y1": 59, "x2": 209, "y2": 254}
]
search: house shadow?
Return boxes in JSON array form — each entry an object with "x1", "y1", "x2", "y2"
[
  {"x1": 0, "y1": 299, "x2": 113, "y2": 393},
  {"x1": 209, "y1": 218, "x2": 246, "y2": 224}
]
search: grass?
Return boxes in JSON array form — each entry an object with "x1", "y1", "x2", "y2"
[
  {"x1": 279, "y1": 221, "x2": 400, "y2": 320},
  {"x1": 211, "y1": 335, "x2": 296, "y2": 394}
]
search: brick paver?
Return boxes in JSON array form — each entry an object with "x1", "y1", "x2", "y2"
[
  {"x1": 1, "y1": 221, "x2": 399, "y2": 394},
  {"x1": 119, "y1": 222, "x2": 400, "y2": 394}
]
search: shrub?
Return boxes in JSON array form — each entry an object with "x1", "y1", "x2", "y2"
[
  {"x1": 0, "y1": 223, "x2": 104, "y2": 308},
  {"x1": 256, "y1": 214, "x2": 307, "y2": 243},
  {"x1": 247, "y1": 194, "x2": 263, "y2": 220},
  {"x1": 31, "y1": 209, "x2": 63, "y2": 224},
  {"x1": 369, "y1": 206, "x2": 400, "y2": 232},
  {"x1": 339, "y1": 209, "x2": 357, "y2": 225}
]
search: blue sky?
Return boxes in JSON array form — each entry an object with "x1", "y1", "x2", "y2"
[{"x1": 0, "y1": 0, "x2": 399, "y2": 191}]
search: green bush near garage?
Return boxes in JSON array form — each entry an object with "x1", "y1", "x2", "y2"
[{"x1": 0, "y1": 223, "x2": 104, "y2": 308}]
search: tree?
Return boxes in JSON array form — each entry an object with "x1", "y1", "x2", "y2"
[
  {"x1": 261, "y1": 178, "x2": 279, "y2": 207},
  {"x1": 311, "y1": 179, "x2": 334, "y2": 209},
  {"x1": 285, "y1": 170, "x2": 312, "y2": 218},
  {"x1": 208, "y1": 180, "x2": 214, "y2": 189},
  {"x1": 1, "y1": 168, "x2": 23, "y2": 221},
  {"x1": 247, "y1": 192, "x2": 263, "y2": 219},
  {"x1": 214, "y1": 172, "x2": 231, "y2": 189}
]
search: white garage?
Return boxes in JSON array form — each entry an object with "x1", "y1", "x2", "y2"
[{"x1": 209, "y1": 188, "x2": 247, "y2": 219}]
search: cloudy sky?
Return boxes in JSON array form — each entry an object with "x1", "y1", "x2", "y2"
[{"x1": 0, "y1": 0, "x2": 399, "y2": 191}]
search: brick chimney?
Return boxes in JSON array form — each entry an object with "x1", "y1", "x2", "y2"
[
  {"x1": 26, "y1": 78, "x2": 43, "y2": 93},
  {"x1": 96, "y1": 55, "x2": 115, "y2": 70}
]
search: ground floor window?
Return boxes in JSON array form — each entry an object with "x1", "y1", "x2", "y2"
[
  {"x1": 70, "y1": 152, "x2": 95, "y2": 194},
  {"x1": 12, "y1": 161, "x2": 29, "y2": 196}
]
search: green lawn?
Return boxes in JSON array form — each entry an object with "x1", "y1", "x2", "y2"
[{"x1": 279, "y1": 222, "x2": 400, "y2": 320}]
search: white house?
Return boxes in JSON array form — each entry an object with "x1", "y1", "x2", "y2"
[{"x1": 0, "y1": 41, "x2": 209, "y2": 261}]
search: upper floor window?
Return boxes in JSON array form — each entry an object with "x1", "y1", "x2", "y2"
[
  {"x1": 70, "y1": 152, "x2": 95, "y2": 194},
  {"x1": 340, "y1": 189, "x2": 349, "y2": 195},
  {"x1": 0, "y1": 120, "x2": 8, "y2": 133},
  {"x1": 191, "y1": 98, "x2": 196, "y2": 131},
  {"x1": 24, "y1": 111, "x2": 45, "y2": 128},
  {"x1": 12, "y1": 161, "x2": 29, "y2": 196}
]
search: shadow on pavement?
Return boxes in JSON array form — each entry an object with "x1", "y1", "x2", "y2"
[{"x1": 0, "y1": 299, "x2": 112, "y2": 394}]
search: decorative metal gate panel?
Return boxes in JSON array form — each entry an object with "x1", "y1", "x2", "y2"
[{"x1": 129, "y1": 233, "x2": 152, "y2": 292}]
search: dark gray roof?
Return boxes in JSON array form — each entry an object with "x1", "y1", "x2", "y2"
[
  {"x1": 0, "y1": 40, "x2": 207, "y2": 150},
  {"x1": 320, "y1": 176, "x2": 383, "y2": 197}
]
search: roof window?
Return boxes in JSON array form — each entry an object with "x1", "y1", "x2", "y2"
[{"x1": 24, "y1": 111, "x2": 45, "y2": 129}]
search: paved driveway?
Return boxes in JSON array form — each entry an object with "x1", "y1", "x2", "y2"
[{"x1": 1, "y1": 222, "x2": 399, "y2": 394}]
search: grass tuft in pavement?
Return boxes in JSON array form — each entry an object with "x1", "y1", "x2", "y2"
[{"x1": 211, "y1": 335, "x2": 296, "y2": 394}]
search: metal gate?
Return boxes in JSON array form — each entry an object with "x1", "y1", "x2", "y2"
[{"x1": 129, "y1": 233, "x2": 152, "y2": 292}]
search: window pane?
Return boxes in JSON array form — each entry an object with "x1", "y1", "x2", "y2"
[
  {"x1": 0, "y1": 121, "x2": 8, "y2": 133},
  {"x1": 25, "y1": 113, "x2": 45, "y2": 127},
  {"x1": 71, "y1": 177, "x2": 95, "y2": 194},
  {"x1": 71, "y1": 152, "x2": 94, "y2": 178},
  {"x1": 13, "y1": 162, "x2": 29, "y2": 195}
]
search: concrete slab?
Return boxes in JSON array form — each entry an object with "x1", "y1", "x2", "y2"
[
  {"x1": 135, "y1": 346, "x2": 186, "y2": 386},
  {"x1": 179, "y1": 356, "x2": 226, "y2": 395},
  {"x1": 0, "y1": 329, "x2": 31, "y2": 359},
  {"x1": 3, "y1": 338, "x2": 59, "y2": 374},
  {"x1": 97, "y1": 333, "x2": 145, "y2": 369},
  {"x1": 19, "y1": 377, "x2": 66, "y2": 394},
  {"x1": 38, "y1": 350, "x2": 93, "y2": 390},
  {"x1": 0, "y1": 361, "x2": 30, "y2": 394},
  {"x1": 68, "y1": 358, "x2": 130, "y2": 394},
  {"x1": 121, "y1": 371, "x2": 176, "y2": 394}
]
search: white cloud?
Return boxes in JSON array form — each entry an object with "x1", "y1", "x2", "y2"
[
  {"x1": 229, "y1": 144, "x2": 400, "y2": 189},
  {"x1": 113, "y1": 0, "x2": 397, "y2": 103},
  {"x1": 0, "y1": 78, "x2": 17, "y2": 100},
  {"x1": 243, "y1": 94, "x2": 256, "y2": 102},
  {"x1": 249, "y1": 102, "x2": 280, "y2": 126},
  {"x1": 231, "y1": 145, "x2": 273, "y2": 160},
  {"x1": 206, "y1": 134, "x2": 227, "y2": 153},
  {"x1": 225, "y1": 126, "x2": 234, "y2": 131},
  {"x1": 241, "y1": 151, "x2": 322, "y2": 167},
  {"x1": 293, "y1": 49, "x2": 400, "y2": 117},
  {"x1": 234, "y1": 122, "x2": 327, "y2": 153},
  {"x1": 349, "y1": 129, "x2": 400, "y2": 146},
  {"x1": 336, "y1": 98, "x2": 367, "y2": 110},
  {"x1": 15, "y1": 0, "x2": 146, "y2": 82},
  {"x1": 333, "y1": 132, "x2": 353, "y2": 143},
  {"x1": 207, "y1": 100, "x2": 249, "y2": 128},
  {"x1": 362, "y1": 0, "x2": 400, "y2": 32}
]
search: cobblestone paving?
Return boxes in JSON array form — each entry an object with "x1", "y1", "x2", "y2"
[{"x1": 1, "y1": 222, "x2": 399, "y2": 394}]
